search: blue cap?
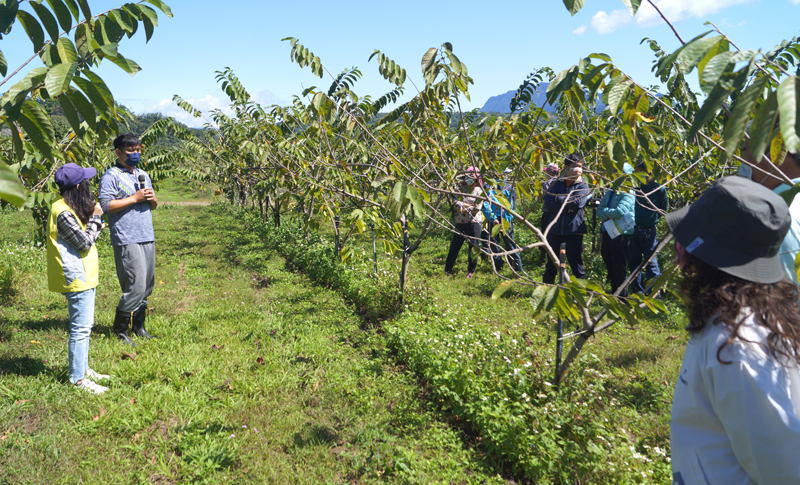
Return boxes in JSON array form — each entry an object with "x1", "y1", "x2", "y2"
[{"x1": 55, "y1": 163, "x2": 97, "y2": 187}]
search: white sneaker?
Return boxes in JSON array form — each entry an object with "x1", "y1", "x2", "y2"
[
  {"x1": 75, "y1": 379, "x2": 108, "y2": 395},
  {"x1": 86, "y1": 368, "x2": 111, "y2": 381}
]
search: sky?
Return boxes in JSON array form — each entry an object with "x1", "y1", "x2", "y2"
[{"x1": 4, "y1": 0, "x2": 800, "y2": 128}]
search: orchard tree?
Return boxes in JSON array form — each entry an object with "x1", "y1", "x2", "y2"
[{"x1": 0, "y1": 0, "x2": 172, "y2": 210}]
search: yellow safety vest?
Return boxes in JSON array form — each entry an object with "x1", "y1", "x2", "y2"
[{"x1": 46, "y1": 197, "x2": 99, "y2": 293}]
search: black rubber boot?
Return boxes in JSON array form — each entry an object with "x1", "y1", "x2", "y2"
[
  {"x1": 113, "y1": 308, "x2": 136, "y2": 347},
  {"x1": 131, "y1": 304, "x2": 156, "y2": 340}
]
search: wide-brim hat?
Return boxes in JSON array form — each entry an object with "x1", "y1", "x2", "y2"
[
  {"x1": 55, "y1": 163, "x2": 97, "y2": 187},
  {"x1": 665, "y1": 176, "x2": 791, "y2": 284}
]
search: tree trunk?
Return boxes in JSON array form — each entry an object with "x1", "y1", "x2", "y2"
[{"x1": 399, "y1": 216, "x2": 410, "y2": 309}]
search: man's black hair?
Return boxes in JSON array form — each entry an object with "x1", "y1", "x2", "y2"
[
  {"x1": 114, "y1": 133, "x2": 141, "y2": 150},
  {"x1": 564, "y1": 152, "x2": 585, "y2": 167}
]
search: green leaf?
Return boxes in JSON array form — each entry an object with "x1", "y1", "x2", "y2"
[
  {"x1": 81, "y1": 69, "x2": 115, "y2": 112},
  {"x1": 108, "y1": 52, "x2": 141, "y2": 75},
  {"x1": 749, "y1": 90, "x2": 779, "y2": 164},
  {"x1": 0, "y1": 0, "x2": 19, "y2": 34},
  {"x1": 0, "y1": 48, "x2": 6, "y2": 77},
  {"x1": 56, "y1": 37, "x2": 78, "y2": 63},
  {"x1": 140, "y1": 12, "x2": 154, "y2": 42},
  {"x1": 44, "y1": 61, "x2": 76, "y2": 96},
  {"x1": 371, "y1": 175, "x2": 395, "y2": 187},
  {"x1": 723, "y1": 75, "x2": 769, "y2": 158},
  {"x1": 699, "y1": 51, "x2": 734, "y2": 95},
  {"x1": 17, "y1": 100, "x2": 55, "y2": 158},
  {"x1": 62, "y1": 0, "x2": 79, "y2": 22},
  {"x1": 16, "y1": 10, "x2": 45, "y2": 53},
  {"x1": 421, "y1": 47, "x2": 437, "y2": 74},
  {"x1": 562, "y1": 0, "x2": 585, "y2": 15},
  {"x1": 143, "y1": 0, "x2": 172, "y2": 18},
  {"x1": 546, "y1": 65, "x2": 579, "y2": 105},
  {"x1": 109, "y1": 8, "x2": 134, "y2": 34},
  {"x1": 697, "y1": 38, "x2": 729, "y2": 89},
  {"x1": 45, "y1": 0, "x2": 73, "y2": 33},
  {"x1": 620, "y1": 0, "x2": 641, "y2": 15},
  {"x1": 676, "y1": 36, "x2": 724, "y2": 74},
  {"x1": 491, "y1": 222, "x2": 502, "y2": 237},
  {"x1": 544, "y1": 287, "x2": 560, "y2": 312},
  {"x1": 795, "y1": 251, "x2": 800, "y2": 283},
  {"x1": 606, "y1": 78, "x2": 632, "y2": 115},
  {"x1": 30, "y1": 2, "x2": 60, "y2": 42},
  {"x1": 74, "y1": 23, "x2": 91, "y2": 58},
  {"x1": 72, "y1": 76, "x2": 112, "y2": 122},
  {"x1": 779, "y1": 183, "x2": 800, "y2": 207},
  {"x1": 65, "y1": 86, "x2": 96, "y2": 131},
  {"x1": 777, "y1": 77, "x2": 800, "y2": 155},
  {"x1": 57, "y1": 92, "x2": 82, "y2": 134},
  {"x1": 0, "y1": 163, "x2": 26, "y2": 207},
  {"x1": 76, "y1": 0, "x2": 91, "y2": 22},
  {"x1": 492, "y1": 280, "x2": 515, "y2": 301},
  {"x1": 688, "y1": 84, "x2": 731, "y2": 140}
]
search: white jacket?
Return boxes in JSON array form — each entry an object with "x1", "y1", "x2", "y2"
[{"x1": 671, "y1": 312, "x2": 800, "y2": 484}]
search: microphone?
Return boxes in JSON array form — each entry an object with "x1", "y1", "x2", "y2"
[{"x1": 138, "y1": 174, "x2": 145, "y2": 190}]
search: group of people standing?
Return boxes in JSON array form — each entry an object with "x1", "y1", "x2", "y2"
[
  {"x1": 446, "y1": 146, "x2": 800, "y2": 482},
  {"x1": 47, "y1": 133, "x2": 158, "y2": 394},
  {"x1": 444, "y1": 166, "x2": 522, "y2": 278},
  {"x1": 540, "y1": 153, "x2": 668, "y2": 296},
  {"x1": 445, "y1": 153, "x2": 669, "y2": 300}
]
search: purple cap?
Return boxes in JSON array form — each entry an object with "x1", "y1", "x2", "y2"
[{"x1": 55, "y1": 163, "x2": 97, "y2": 187}]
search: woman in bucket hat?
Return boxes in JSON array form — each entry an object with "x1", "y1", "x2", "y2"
[
  {"x1": 47, "y1": 163, "x2": 111, "y2": 394},
  {"x1": 669, "y1": 176, "x2": 800, "y2": 483}
]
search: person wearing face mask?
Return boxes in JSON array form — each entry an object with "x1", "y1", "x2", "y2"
[
  {"x1": 738, "y1": 142, "x2": 800, "y2": 283},
  {"x1": 98, "y1": 133, "x2": 159, "y2": 346}
]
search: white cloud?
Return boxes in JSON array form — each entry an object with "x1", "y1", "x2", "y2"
[
  {"x1": 572, "y1": 24, "x2": 589, "y2": 35},
  {"x1": 143, "y1": 91, "x2": 287, "y2": 129},
  {"x1": 591, "y1": 9, "x2": 633, "y2": 34},
  {"x1": 580, "y1": 0, "x2": 756, "y2": 35},
  {"x1": 791, "y1": 0, "x2": 800, "y2": 5},
  {"x1": 144, "y1": 94, "x2": 232, "y2": 128},
  {"x1": 251, "y1": 89, "x2": 286, "y2": 106},
  {"x1": 634, "y1": 0, "x2": 755, "y2": 28}
]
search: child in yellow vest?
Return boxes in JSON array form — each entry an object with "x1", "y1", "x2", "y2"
[{"x1": 47, "y1": 164, "x2": 110, "y2": 394}]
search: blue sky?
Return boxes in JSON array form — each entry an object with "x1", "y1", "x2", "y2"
[{"x1": 4, "y1": 0, "x2": 800, "y2": 127}]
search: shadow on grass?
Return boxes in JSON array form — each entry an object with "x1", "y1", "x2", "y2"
[
  {"x1": 292, "y1": 423, "x2": 339, "y2": 448},
  {"x1": 605, "y1": 348, "x2": 661, "y2": 368},
  {"x1": 0, "y1": 356, "x2": 51, "y2": 377}
]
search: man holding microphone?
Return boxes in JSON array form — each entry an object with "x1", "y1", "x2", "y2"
[{"x1": 99, "y1": 133, "x2": 159, "y2": 346}]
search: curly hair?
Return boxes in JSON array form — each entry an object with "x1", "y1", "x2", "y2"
[{"x1": 680, "y1": 253, "x2": 800, "y2": 365}]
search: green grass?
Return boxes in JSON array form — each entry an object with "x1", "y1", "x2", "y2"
[
  {"x1": 231, "y1": 207, "x2": 687, "y2": 483},
  {"x1": 1, "y1": 198, "x2": 689, "y2": 483},
  {"x1": 154, "y1": 176, "x2": 216, "y2": 204},
  {"x1": 0, "y1": 204, "x2": 505, "y2": 484}
]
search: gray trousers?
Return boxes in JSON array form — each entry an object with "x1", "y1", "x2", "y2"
[{"x1": 113, "y1": 242, "x2": 155, "y2": 313}]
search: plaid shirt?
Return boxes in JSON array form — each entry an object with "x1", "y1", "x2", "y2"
[{"x1": 56, "y1": 212, "x2": 103, "y2": 252}]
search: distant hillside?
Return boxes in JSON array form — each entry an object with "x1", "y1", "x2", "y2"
[
  {"x1": 481, "y1": 82, "x2": 554, "y2": 113},
  {"x1": 480, "y1": 82, "x2": 606, "y2": 113}
]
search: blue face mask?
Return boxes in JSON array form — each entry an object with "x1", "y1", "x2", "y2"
[{"x1": 125, "y1": 152, "x2": 141, "y2": 167}]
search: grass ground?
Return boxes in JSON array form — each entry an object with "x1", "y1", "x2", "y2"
[
  {"x1": 154, "y1": 177, "x2": 215, "y2": 204},
  {"x1": 0, "y1": 205, "x2": 505, "y2": 484},
  {"x1": 0, "y1": 189, "x2": 688, "y2": 483}
]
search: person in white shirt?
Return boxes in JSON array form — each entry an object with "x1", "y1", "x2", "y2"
[{"x1": 667, "y1": 176, "x2": 800, "y2": 484}]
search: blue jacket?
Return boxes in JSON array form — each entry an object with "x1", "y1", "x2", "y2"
[
  {"x1": 482, "y1": 184, "x2": 516, "y2": 224},
  {"x1": 542, "y1": 179, "x2": 592, "y2": 236},
  {"x1": 597, "y1": 189, "x2": 636, "y2": 235}
]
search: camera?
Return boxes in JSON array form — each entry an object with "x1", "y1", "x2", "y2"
[{"x1": 587, "y1": 197, "x2": 601, "y2": 208}]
